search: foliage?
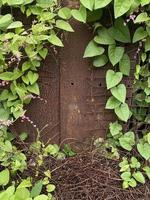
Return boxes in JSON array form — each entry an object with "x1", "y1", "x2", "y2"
[{"x1": 74, "y1": 0, "x2": 150, "y2": 189}]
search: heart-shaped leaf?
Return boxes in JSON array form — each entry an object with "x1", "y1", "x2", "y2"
[
  {"x1": 94, "y1": 0, "x2": 112, "y2": 9},
  {"x1": 106, "y1": 70, "x2": 123, "y2": 89},
  {"x1": 119, "y1": 132, "x2": 135, "y2": 151},
  {"x1": 71, "y1": 6, "x2": 87, "y2": 23},
  {"x1": 137, "y1": 143, "x2": 150, "y2": 160},
  {"x1": 80, "y1": 0, "x2": 94, "y2": 11},
  {"x1": 84, "y1": 40, "x2": 104, "y2": 58},
  {"x1": 108, "y1": 45, "x2": 124, "y2": 66},
  {"x1": 133, "y1": 27, "x2": 148, "y2": 43},
  {"x1": 111, "y1": 84, "x2": 126, "y2": 103},
  {"x1": 133, "y1": 171, "x2": 145, "y2": 184},
  {"x1": 115, "y1": 103, "x2": 130, "y2": 122},
  {"x1": 27, "y1": 71, "x2": 39, "y2": 85},
  {"x1": 106, "y1": 96, "x2": 121, "y2": 109},
  {"x1": 93, "y1": 55, "x2": 108, "y2": 67},
  {"x1": 114, "y1": 0, "x2": 132, "y2": 18}
]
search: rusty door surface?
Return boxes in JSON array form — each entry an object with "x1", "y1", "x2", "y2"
[{"x1": 13, "y1": 20, "x2": 135, "y2": 147}]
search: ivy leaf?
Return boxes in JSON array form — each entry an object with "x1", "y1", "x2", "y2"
[
  {"x1": 56, "y1": 20, "x2": 74, "y2": 32},
  {"x1": 31, "y1": 180, "x2": 43, "y2": 198},
  {"x1": 133, "y1": 27, "x2": 148, "y2": 43},
  {"x1": 119, "y1": 132, "x2": 135, "y2": 151},
  {"x1": 27, "y1": 83, "x2": 40, "y2": 95},
  {"x1": 109, "y1": 121, "x2": 122, "y2": 136},
  {"x1": 58, "y1": 7, "x2": 71, "y2": 20},
  {"x1": 15, "y1": 188, "x2": 30, "y2": 199},
  {"x1": 141, "y1": 0, "x2": 150, "y2": 6},
  {"x1": 27, "y1": 71, "x2": 39, "y2": 85},
  {"x1": 143, "y1": 166, "x2": 150, "y2": 179},
  {"x1": 39, "y1": 48, "x2": 48, "y2": 59},
  {"x1": 46, "y1": 184, "x2": 56, "y2": 193},
  {"x1": 80, "y1": 0, "x2": 94, "y2": 11},
  {"x1": 83, "y1": 40, "x2": 104, "y2": 58},
  {"x1": 94, "y1": 27, "x2": 115, "y2": 45},
  {"x1": 119, "y1": 53, "x2": 131, "y2": 76},
  {"x1": 48, "y1": 34, "x2": 63, "y2": 47},
  {"x1": 0, "y1": 14, "x2": 12, "y2": 29},
  {"x1": 135, "y1": 12, "x2": 150, "y2": 23},
  {"x1": 114, "y1": 0, "x2": 132, "y2": 18},
  {"x1": 93, "y1": 55, "x2": 108, "y2": 67},
  {"x1": 94, "y1": 0, "x2": 112, "y2": 9},
  {"x1": 0, "y1": 72, "x2": 14, "y2": 81},
  {"x1": 0, "y1": 108, "x2": 10, "y2": 120},
  {"x1": 106, "y1": 96, "x2": 121, "y2": 109},
  {"x1": 111, "y1": 84, "x2": 126, "y2": 103},
  {"x1": 109, "y1": 18, "x2": 131, "y2": 43},
  {"x1": 145, "y1": 37, "x2": 150, "y2": 52},
  {"x1": 133, "y1": 171, "x2": 145, "y2": 184},
  {"x1": 108, "y1": 45, "x2": 124, "y2": 66},
  {"x1": 106, "y1": 70, "x2": 123, "y2": 89},
  {"x1": 18, "y1": 178, "x2": 32, "y2": 189},
  {"x1": 115, "y1": 103, "x2": 130, "y2": 122},
  {"x1": 128, "y1": 178, "x2": 137, "y2": 188},
  {"x1": 0, "y1": 169, "x2": 10, "y2": 186},
  {"x1": 71, "y1": 6, "x2": 87, "y2": 23},
  {"x1": 7, "y1": 21, "x2": 23, "y2": 29},
  {"x1": 121, "y1": 172, "x2": 131, "y2": 181},
  {"x1": 137, "y1": 143, "x2": 150, "y2": 160}
]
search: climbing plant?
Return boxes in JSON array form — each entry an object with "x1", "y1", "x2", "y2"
[{"x1": 72, "y1": 0, "x2": 150, "y2": 189}]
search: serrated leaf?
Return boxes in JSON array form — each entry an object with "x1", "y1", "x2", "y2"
[
  {"x1": 133, "y1": 171, "x2": 145, "y2": 184},
  {"x1": 94, "y1": 27, "x2": 115, "y2": 45},
  {"x1": 115, "y1": 103, "x2": 130, "y2": 122},
  {"x1": 106, "y1": 70, "x2": 123, "y2": 89},
  {"x1": 133, "y1": 27, "x2": 148, "y2": 43},
  {"x1": 83, "y1": 40, "x2": 105, "y2": 58},
  {"x1": 119, "y1": 132, "x2": 135, "y2": 151},
  {"x1": 56, "y1": 20, "x2": 74, "y2": 32},
  {"x1": 93, "y1": 55, "x2": 108, "y2": 67},
  {"x1": 111, "y1": 84, "x2": 126, "y2": 103},
  {"x1": 119, "y1": 53, "x2": 131, "y2": 76},
  {"x1": 106, "y1": 96, "x2": 121, "y2": 109},
  {"x1": 108, "y1": 45, "x2": 124, "y2": 66},
  {"x1": 114, "y1": 0, "x2": 132, "y2": 18}
]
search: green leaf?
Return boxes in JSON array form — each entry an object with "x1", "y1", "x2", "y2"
[
  {"x1": 114, "y1": 0, "x2": 132, "y2": 18},
  {"x1": 27, "y1": 71, "x2": 39, "y2": 85},
  {"x1": 48, "y1": 34, "x2": 63, "y2": 47},
  {"x1": 31, "y1": 180, "x2": 43, "y2": 198},
  {"x1": 137, "y1": 143, "x2": 150, "y2": 160},
  {"x1": 133, "y1": 27, "x2": 148, "y2": 43},
  {"x1": 93, "y1": 55, "x2": 108, "y2": 67},
  {"x1": 46, "y1": 184, "x2": 56, "y2": 193},
  {"x1": 83, "y1": 40, "x2": 105, "y2": 58},
  {"x1": 7, "y1": 21, "x2": 23, "y2": 29},
  {"x1": 0, "y1": 72, "x2": 14, "y2": 81},
  {"x1": 135, "y1": 12, "x2": 150, "y2": 23},
  {"x1": 115, "y1": 103, "x2": 130, "y2": 122},
  {"x1": 17, "y1": 178, "x2": 32, "y2": 189},
  {"x1": 58, "y1": 7, "x2": 71, "y2": 19},
  {"x1": 128, "y1": 178, "x2": 137, "y2": 188},
  {"x1": 133, "y1": 171, "x2": 145, "y2": 184},
  {"x1": 80, "y1": 0, "x2": 94, "y2": 11},
  {"x1": 145, "y1": 37, "x2": 150, "y2": 52},
  {"x1": 0, "y1": 108, "x2": 10, "y2": 120},
  {"x1": 39, "y1": 48, "x2": 48, "y2": 59},
  {"x1": 109, "y1": 121, "x2": 122, "y2": 136},
  {"x1": 141, "y1": 0, "x2": 150, "y2": 6},
  {"x1": 15, "y1": 188, "x2": 30, "y2": 200},
  {"x1": 34, "y1": 195, "x2": 48, "y2": 200},
  {"x1": 108, "y1": 45, "x2": 124, "y2": 66},
  {"x1": 106, "y1": 70, "x2": 123, "y2": 89},
  {"x1": 94, "y1": 0, "x2": 112, "y2": 9},
  {"x1": 71, "y1": 6, "x2": 87, "y2": 23},
  {"x1": 121, "y1": 171, "x2": 131, "y2": 181},
  {"x1": 7, "y1": 0, "x2": 24, "y2": 5},
  {"x1": 0, "y1": 14, "x2": 12, "y2": 29},
  {"x1": 143, "y1": 166, "x2": 150, "y2": 179},
  {"x1": 56, "y1": 20, "x2": 74, "y2": 32},
  {"x1": 110, "y1": 84, "x2": 126, "y2": 103},
  {"x1": 119, "y1": 132, "x2": 135, "y2": 151},
  {"x1": 110, "y1": 18, "x2": 131, "y2": 43},
  {"x1": 94, "y1": 27, "x2": 115, "y2": 45},
  {"x1": 106, "y1": 96, "x2": 121, "y2": 109},
  {"x1": 130, "y1": 157, "x2": 141, "y2": 169},
  {"x1": 27, "y1": 83, "x2": 40, "y2": 95},
  {"x1": 119, "y1": 53, "x2": 131, "y2": 76},
  {"x1": 0, "y1": 169, "x2": 10, "y2": 186}
]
